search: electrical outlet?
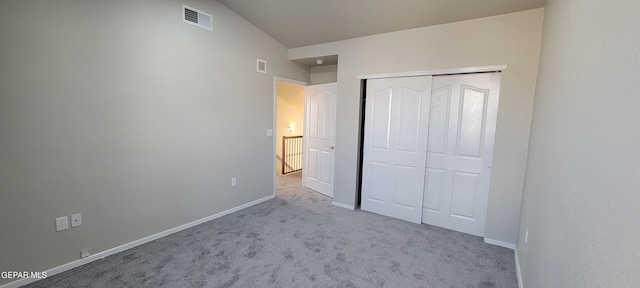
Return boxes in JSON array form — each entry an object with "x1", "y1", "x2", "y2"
[
  {"x1": 525, "y1": 228, "x2": 529, "y2": 244},
  {"x1": 231, "y1": 177, "x2": 237, "y2": 187},
  {"x1": 56, "y1": 216, "x2": 69, "y2": 231},
  {"x1": 266, "y1": 129, "x2": 273, "y2": 136},
  {"x1": 71, "y1": 213, "x2": 82, "y2": 227}
]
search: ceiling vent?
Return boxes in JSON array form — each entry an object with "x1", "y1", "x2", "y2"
[{"x1": 182, "y1": 5, "x2": 213, "y2": 31}]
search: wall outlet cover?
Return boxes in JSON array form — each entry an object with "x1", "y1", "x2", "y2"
[{"x1": 56, "y1": 216, "x2": 69, "y2": 231}]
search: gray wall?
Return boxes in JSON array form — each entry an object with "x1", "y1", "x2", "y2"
[
  {"x1": 0, "y1": 0, "x2": 308, "y2": 283},
  {"x1": 517, "y1": 0, "x2": 640, "y2": 287},
  {"x1": 310, "y1": 65, "x2": 338, "y2": 85},
  {"x1": 289, "y1": 9, "x2": 544, "y2": 245}
]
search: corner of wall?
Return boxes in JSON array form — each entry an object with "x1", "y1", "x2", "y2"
[{"x1": 514, "y1": 246, "x2": 524, "y2": 288}]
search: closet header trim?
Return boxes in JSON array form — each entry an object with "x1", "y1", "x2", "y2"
[{"x1": 357, "y1": 65, "x2": 507, "y2": 80}]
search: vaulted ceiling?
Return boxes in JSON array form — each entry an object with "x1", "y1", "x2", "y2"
[{"x1": 217, "y1": 0, "x2": 547, "y2": 48}]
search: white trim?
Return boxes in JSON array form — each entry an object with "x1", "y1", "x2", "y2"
[
  {"x1": 332, "y1": 201, "x2": 355, "y2": 210},
  {"x1": 272, "y1": 77, "x2": 308, "y2": 196},
  {"x1": 301, "y1": 84, "x2": 307, "y2": 189},
  {"x1": 0, "y1": 195, "x2": 275, "y2": 288},
  {"x1": 357, "y1": 65, "x2": 508, "y2": 80},
  {"x1": 484, "y1": 238, "x2": 516, "y2": 249},
  {"x1": 515, "y1": 248, "x2": 524, "y2": 288}
]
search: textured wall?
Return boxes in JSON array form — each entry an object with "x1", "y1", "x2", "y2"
[
  {"x1": 0, "y1": 0, "x2": 308, "y2": 284},
  {"x1": 517, "y1": 0, "x2": 640, "y2": 287},
  {"x1": 290, "y1": 9, "x2": 544, "y2": 245}
]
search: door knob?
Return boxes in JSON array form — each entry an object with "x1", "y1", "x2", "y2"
[{"x1": 330, "y1": 146, "x2": 335, "y2": 150}]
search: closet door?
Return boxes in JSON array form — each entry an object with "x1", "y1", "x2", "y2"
[
  {"x1": 361, "y1": 76, "x2": 432, "y2": 224},
  {"x1": 422, "y1": 73, "x2": 500, "y2": 236}
]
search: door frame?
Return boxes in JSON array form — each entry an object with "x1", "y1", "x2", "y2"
[
  {"x1": 357, "y1": 65, "x2": 507, "y2": 80},
  {"x1": 273, "y1": 76, "x2": 308, "y2": 197}
]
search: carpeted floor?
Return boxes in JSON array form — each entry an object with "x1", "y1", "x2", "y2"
[{"x1": 24, "y1": 173, "x2": 517, "y2": 288}]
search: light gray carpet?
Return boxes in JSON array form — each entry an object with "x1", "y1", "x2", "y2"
[{"x1": 24, "y1": 173, "x2": 517, "y2": 288}]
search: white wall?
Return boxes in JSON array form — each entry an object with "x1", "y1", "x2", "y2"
[
  {"x1": 289, "y1": 9, "x2": 544, "y2": 244},
  {"x1": 517, "y1": 0, "x2": 640, "y2": 286},
  {"x1": 275, "y1": 82, "x2": 304, "y2": 174},
  {"x1": 0, "y1": 0, "x2": 308, "y2": 284},
  {"x1": 310, "y1": 65, "x2": 338, "y2": 85}
]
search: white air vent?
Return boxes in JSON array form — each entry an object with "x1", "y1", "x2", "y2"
[
  {"x1": 182, "y1": 5, "x2": 213, "y2": 31},
  {"x1": 257, "y1": 59, "x2": 267, "y2": 74}
]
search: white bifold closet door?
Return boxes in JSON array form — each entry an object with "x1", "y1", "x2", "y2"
[
  {"x1": 361, "y1": 76, "x2": 432, "y2": 224},
  {"x1": 422, "y1": 73, "x2": 500, "y2": 237},
  {"x1": 361, "y1": 72, "x2": 500, "y2": 236}
]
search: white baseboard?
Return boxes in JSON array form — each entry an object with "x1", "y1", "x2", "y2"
[
  {"x1": 484, "y1": 238, "x2": 516, "y2": 249},
  {"x1": 0, "y1": 194, "x2": 275, "y2": 288},
  {"x1": 515, "y1": 247, "x2": 524, "y2": 288},
  {"x1": 331, "y1": 201, "x2": 355, "y2": 210}
]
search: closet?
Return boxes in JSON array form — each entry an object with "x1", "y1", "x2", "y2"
[{"x1": 360, "y1": 72, "x2": 501, "y2": 237}]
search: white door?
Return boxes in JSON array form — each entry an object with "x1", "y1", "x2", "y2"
[
  {"x1": 422, "y1": 73, "x2": 500, "y2": 236},
  {"x1": 303, "y1": 82, "x2": 337, "y2": 197},
  {"x1": 361, "y1": 76, "x2": 432, "y2": 224}
]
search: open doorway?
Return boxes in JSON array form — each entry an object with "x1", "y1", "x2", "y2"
[
  {"x1": 274, "y1": 78, "x2": 306, "y2": 196},
  {"x1": 275, "y1": 80, "x2": 305, "y2": 178},
  {"x1": 274, "y1": 55, "x2": 339, "y2": 198}
]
